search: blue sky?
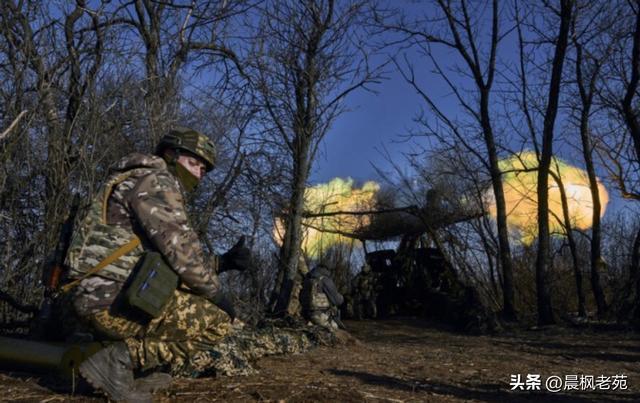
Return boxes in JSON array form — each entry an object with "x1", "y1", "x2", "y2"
[
  {"x1": 306, "y1": 2, "x2": 635, "y2": 224},
  {"x1": 311, "y1": 66, "x2": 423, "y2": 184},
  {"x1": 309, "y1": 2, "x2": 488, "y2": 185},
  {"x1": 310, "y1": 44, "x2": 458, "y2": 185}
]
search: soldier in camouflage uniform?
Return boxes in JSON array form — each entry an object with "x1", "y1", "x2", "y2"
[
  {"x1": 352, "y1": 263, "x2": 380, "y2": 320},
  {"x1": 64, "y1": 128, "x2": 251, "y2": 401},
  {"x1": 300, "y1": 264, "x2": 344, "y2": 330}
]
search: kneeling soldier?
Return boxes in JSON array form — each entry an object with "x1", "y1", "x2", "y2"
[
  {"x1": 300, "y1": 264, "x2": 344, "y2": 330},
  {"x1": 63, "y1": 128, "x2": 251, "y2": 401}
]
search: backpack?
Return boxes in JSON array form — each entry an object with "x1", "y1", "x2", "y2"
[{"x1": 300, "y1": 273, "x2": 331, "y2": 312}]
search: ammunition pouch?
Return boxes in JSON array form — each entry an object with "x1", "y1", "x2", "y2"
[{"x1": 123, "y1": 252, "x2": 178, "y2": 318}]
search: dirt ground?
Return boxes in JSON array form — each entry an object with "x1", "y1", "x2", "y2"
[{"x1": 1, "y1": 318, "x2": 639, "y2": 402}]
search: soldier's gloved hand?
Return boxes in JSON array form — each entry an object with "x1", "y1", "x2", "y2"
[
  {"x1": 211, "y1": 293, "x2": 236, "y2": 321},
  {"x1": 220, "y1": 236, "x2": 252, "y2": 273}
]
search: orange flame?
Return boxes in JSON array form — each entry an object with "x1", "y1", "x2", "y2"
[
  {"x1": 487, "y1": 152, "x2": 608, "y2": 244},
  {"x1": 273, "y1": 178, "x2": 379, "y2": 258}
]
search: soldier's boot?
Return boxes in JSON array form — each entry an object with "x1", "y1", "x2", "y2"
[
  {"x1": 134, "y1": 371, "x2": 173, "y2": 393},
  {"x1": 79, "y1": 342, "x2": 152, "y2": 402}
]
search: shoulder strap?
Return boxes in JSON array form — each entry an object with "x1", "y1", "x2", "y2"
[{"x1": 61, "y1": 236, "x2": 140, "y2": 293}]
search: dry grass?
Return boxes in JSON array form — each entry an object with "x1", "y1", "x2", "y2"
[{"x1": 1, "y1": 319, "x2": 639, "y2": 402}]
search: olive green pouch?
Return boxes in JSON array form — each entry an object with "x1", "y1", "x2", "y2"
[{"x1": 124, "y1": 252, "x2": 178, "y2": 318}]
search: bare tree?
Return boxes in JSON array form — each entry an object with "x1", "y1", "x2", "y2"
[
  {"x1": 568, "y1": 2, "x2": 619, "y2": 317},
  {"x1": 0, "y1": 1, "x2": 105, "y2": 255},
  {"x1": 108, "y1": 0, "x2": 253, "y2": 145},
  {"x1": 0, "y1": 1, "x2": 259, "y2": 326},
  {"x1": 530, "y1": 0, "x2": 574, "y2": 325},
  {"x1": 598, "y1": 1, "x2": 640, "y2": 325},
  {"x1": 549, "y1": 166, "x2": 585, "y2": 317},
  {"x1": 248, "y1": 0, "x2": 382, "y2": 316},
  {"x1": 382, "y1": 0, "x2": 518, "y2": 320}
]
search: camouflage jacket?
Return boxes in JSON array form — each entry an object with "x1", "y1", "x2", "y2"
[
  {"x1": 71, "y1": 153, "x2": 220, "y2": 316},
  {"x1": 354, "y1": 270, "x2": 381, "y2": 300}
]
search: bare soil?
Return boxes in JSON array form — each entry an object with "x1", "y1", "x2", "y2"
[{"x1": 1, "y1": 318, "x2": 639, "y2": 402}]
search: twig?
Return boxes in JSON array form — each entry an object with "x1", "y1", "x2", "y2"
[
  {"x1": 40, "y1": 396, "x2": 67, "y2": 402},
  {"x1": 360, "y1": 390, "x2": 405, "y2": 402},
  {"x1": 0, "y1": 110, "x2": 27, "y2": 141}
]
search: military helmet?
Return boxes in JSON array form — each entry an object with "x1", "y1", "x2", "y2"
[{"x1": 156, "y1": 127, "x2": 216, "y2": 171}]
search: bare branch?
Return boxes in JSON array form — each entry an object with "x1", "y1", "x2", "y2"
[{"x1": 0, "y1": 110, "x2": 27, "y2": 141}]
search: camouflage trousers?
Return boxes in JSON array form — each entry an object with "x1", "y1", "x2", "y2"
[
  {"x1": 84, "y1": 289, "x2": 232, "y2": 375},
  {"x1": 308, "y1": 308, "x2": 339, "y2": 330},
  {"x1": 199, "y1": 321, "x2": 324, "y2": 377},
  {"x1": 354, "y1": 297, "x2": 378, "y2": 319}
]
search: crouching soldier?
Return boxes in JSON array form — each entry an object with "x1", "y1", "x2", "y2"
[
  {"x1": 62, "y1": 128, "x2": 251, "y2": 401},
  {"x1": 300, "y1": 264, "x2": 344, "y2": 330}
]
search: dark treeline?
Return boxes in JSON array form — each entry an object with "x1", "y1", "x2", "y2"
[{"x1": 1, "y1": 0, "x2": 640, "y2": 330}]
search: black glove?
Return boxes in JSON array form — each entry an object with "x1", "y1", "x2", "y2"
[
  {"x1": 211, "y1": 293, "x2": 236, "y2": 321},
  {"x1": 220, "y1": 236, "x2": 252, "y2": 273}
]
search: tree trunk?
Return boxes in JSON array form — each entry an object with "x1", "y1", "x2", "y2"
[
  {"x1": 574, "y1": 32, "x2": 608, "y2": 318},
  {"x1": 273, "y1": 147, "x2": 311, "y2": 317},
  {"x1": 41, "y1": 79, "x2": 70, "y2": 257},
  {"x1": 620, "y1": 5, "x2": 640, "y2": 324},
  {"x1": 580, "y1": 123, "x2": 607, "y2": 318},
  {"x1": 628, "y1": 227, "x2": 640, "y2": 327},
  {"x1": 551, "y1": 170, "x2": 586, "y2": 317},
  {"x1": 535, "y1": 0, "x2": 573, "y2": 326},
  {"x1": 479, "y1": 87, "x2": 517, "y2": 321}
]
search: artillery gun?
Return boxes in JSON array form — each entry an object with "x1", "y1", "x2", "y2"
[{"x1": 336, "y1": 190, "x2": 498, "y2": 333}]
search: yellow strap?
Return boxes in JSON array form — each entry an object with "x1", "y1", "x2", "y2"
[
  {"x1": 61, "y1": 236, "x2": 141, "y2": 293},
  {"x1": 101, "y1": 170, "x2": 137, "y2": 223}
]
